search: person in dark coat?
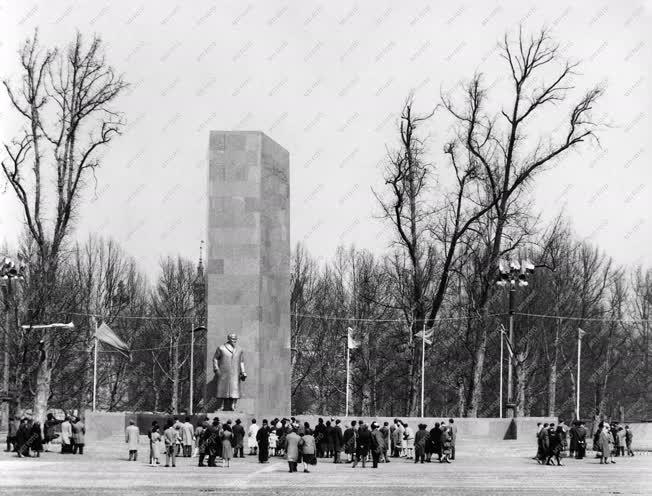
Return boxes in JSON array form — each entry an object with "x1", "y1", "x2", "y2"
[
  {"x1": 205, "y1": 419, "x2": 221, "y2": 467},
  {"x1": 197, "y1": 420, "x2": 210, "y2": 466},
  {"x1": 43, "y1": 413, "x2": 61, "y2": 453},
  {"x1": 72, "y1": 417, "x2": 85, "y2": 454},
  {"x1": 352, "y1": 423, "x2": 370, "y2": 468},
  {"x1": 568, "y1": 421, "x2": 578, "y2": 457},
  {"x1": 343, "y1": 420, "x2": 356, "y2": 463},
  {"x1": 232, "y1": 419, "x2": 245, "y2": 458},
  {"x1": 593, "y1": 421, "x2": 603, "y2": 458},
  {"x1": 414, "y1": 424, "x2": 429, "y2": 463},
  {"x1": 389, "y1": 420, "x2": 398, "y2": 457},
  {"x1": 5, "y1": 416, "x2": 19, "y2": 453},
  {"x1": 575, "y1": 421, "x2": 587, "y2": 459},
  {"x1": 610, "y1": 422, "x2": 619, "y2": 457},
  {"x1": 536, "y1": 423, "x2": 549, "y2": 463},
  {"x1": 324, "y1": 420, "x2": 334, "y2": 458},
  {"x1": 430, "y1": 423, "x2": 442, "y2": 461},
  {"x1": 256, "y1": 419, "x2": 271, "y2": 463},
  {"x1": 314, "y1": 418, "x2": 327, "y2": 458},
  {"x1": 380, "y1": 421, "x2": 390, "y2": 463},
  {"x1": 29, "y1": 421, "x2": 44, "y2": 457},
  {"x1": 625, "y1": 425, "x2": 634, "y2": 456},
  {"x1": 331, "y1": 419, "x2": 343, "y2": 463},
  {"x1": 545, "y1": 425, "x2": 563, "y2": 466},
  {"x1": 370, "y1": 422, "x2": 384, "y2": 468},
  {"x1": 16, "y1": 418, "x2": 31, "y2": 458}
]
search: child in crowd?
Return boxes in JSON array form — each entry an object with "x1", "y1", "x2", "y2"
[
  {"x1": 269, "y1": 430, "x2": 278, "y2": 457},
  {"x1": 150, "y1": 425, "x2": 161, "y2": 466}
]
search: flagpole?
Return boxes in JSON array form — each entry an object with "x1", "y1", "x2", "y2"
[
  {"x1": 189, "y1": 320, "x2": 195, "y2": 415},
  {"x1": 576, "y1": 328, "x2": 583, "y2": 420},
  {"x1": 499, "y1": 327, "x2": 504, "y2": 418},
  {"x1": 92, "y1": 316, "x2": 98, "y2": 412},
  {"x1": 345, "y1": 338, "x2": 350, "y2": 418},
  {"x1": 421, "y1": 321, "x2": 426, "y2": 418}
]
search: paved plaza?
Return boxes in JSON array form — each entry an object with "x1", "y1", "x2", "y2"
[{"x1": 0, "y1": 437, "x2": 650, "y2": 496}]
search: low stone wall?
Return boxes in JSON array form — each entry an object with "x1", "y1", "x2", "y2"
[
  {"x1": 624, "y1": 422, "x2": 652, "y2": 450},
  {"x1": 84, "y1": 410, "x2": 555, "y2": 443},
  {"x1": 85, "y1": 410, "x2": 129, "y2": 442}
]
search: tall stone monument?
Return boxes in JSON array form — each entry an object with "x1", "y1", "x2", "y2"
[{"x1": 205, "y1": 131, "x2": 290, "y2": 415}]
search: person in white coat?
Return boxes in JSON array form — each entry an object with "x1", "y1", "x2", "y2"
[
  {"x1": 181, "y1": 417, "x2": 195, "y2": 457},
  {"x1": 125, "y1": 419, "x2": 140, "y2": 461},
  {"x1": 60, "y1": 417, "x2": 73, "y2": 454},
  {"x1": 248, "y1": 419, "x2": 259, "y2": 455}
]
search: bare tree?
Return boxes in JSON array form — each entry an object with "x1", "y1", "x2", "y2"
[
  {"x1": 151, "y1": 257, "x2": 196, "y2": 414},
  {"x1": 1, "y1": 31, "x2": 127, "y2": 423},
  {"x1": 442, "y1": 28, "x2": 604, "y2": 416},
  {"x1": 374, "y1": 95, "x2": 437, "y2": 415}
]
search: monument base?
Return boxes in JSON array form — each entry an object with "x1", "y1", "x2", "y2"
[{"x1": 84, "y1": 410, "x2": 555, "y2": 443}]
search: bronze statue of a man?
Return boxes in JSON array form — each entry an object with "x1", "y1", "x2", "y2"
[{"x1": 212, "y1": 333, "x2": 246, "y2": 411}]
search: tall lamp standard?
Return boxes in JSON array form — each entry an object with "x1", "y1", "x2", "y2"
[
  {"x1": 1, "y1": 256, "x2": 26, "y2": 429},
  {"x1": 495, "y1": 257, "x2": 536, "y2": 418}
]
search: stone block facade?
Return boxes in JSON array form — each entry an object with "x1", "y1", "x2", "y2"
[{"x1": 205, "y1": 131, "x2": 290, "y2": 415}]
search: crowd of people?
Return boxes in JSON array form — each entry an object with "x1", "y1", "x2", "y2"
[
  {"x1": 4, "y1": 413, "x2": 85, "y2": 457},
  {"x1": 9, "y1": 412, "x2": 637, "y2": 471},
  {"x1": 119, "y1": 416, "x2": 459, "y2": 472},
  {"x1": 534, "y1": 419, "x2": 635, "y2": 466}
]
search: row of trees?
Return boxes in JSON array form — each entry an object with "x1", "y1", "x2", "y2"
[
  {"x1": 1, "y1": 234, "x2": 205, "y2": 418},
  {"x1": 1, "y1": 28, "x2": 648, "y2": 423},
  {"x1": 290, "y1": 226, "x2": 651, "y2": 421},
  {"x1": 2, "y1": 228, "x2": 649, "y2": 421}
]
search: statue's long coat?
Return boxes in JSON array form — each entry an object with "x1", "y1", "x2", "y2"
[{"x1": 213, "y1": 344, "x2": 245, "y2": 399}]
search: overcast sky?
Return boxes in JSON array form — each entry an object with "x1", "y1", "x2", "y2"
[{"x1": 1, "y1": 0, "x2": 650, "y2": 278}]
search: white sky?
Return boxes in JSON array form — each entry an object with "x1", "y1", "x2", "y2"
[{"x1": 1, "y1": 0, "x2": 650, "y2": 277}]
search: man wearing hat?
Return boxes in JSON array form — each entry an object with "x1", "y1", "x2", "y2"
[{"x1": 370, "y1": 422, "x2": 385, "y2": 468}]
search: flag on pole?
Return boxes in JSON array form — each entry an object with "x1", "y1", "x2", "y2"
[
  {"x1": 95, "y1": 322, "x2": 130, "y2": 357},
  {"x1": 578, "y1": 328, "x2": 586, "y2": 339},
  {"x1": 347, "y1": 327, "x2": 359, "y2": 349},
  {"x1": 415, "y1": 328, "x2": 434, "y2": 345}
]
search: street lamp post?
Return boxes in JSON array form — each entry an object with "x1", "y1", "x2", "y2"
[
  {"x1": 1, "y1": 256, "x2": 26, "y2": 429},
  {"x1": 496, "y1": 258, "x2": 536, "y2": 418}
]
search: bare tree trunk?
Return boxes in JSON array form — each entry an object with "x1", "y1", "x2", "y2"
[
  {"x1": 467, "y1": 312, "x2": 489, "y2": 417},
  {"x1": 153, "y1": 364, "x2": 159, "y2": 413},
  {"x1": 515, "y1": 354, "x2": 527, "y2": 417},
  {"x1": 33, "y1": 334, "x2": 51, "y2": 424},
  {"x1": 172, "y1": 336, "x2": 179, "y2": 414},
  {"x1": 406, "y1": 337, "x2": 416, "y2": 416},
  {"x1": 547, "y1": 319, "x2": 561, "y2": 416},
  {"x1": 457, "y1": 378, "x2": 466, "y2": 416}
]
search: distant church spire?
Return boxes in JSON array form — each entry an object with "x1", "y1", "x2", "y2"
[
  {"x1": 196, "y1": 240, "x2": 204, "y2": 278},
  {"x1": 193, "y1": 240, "x2": 206, "y2": 325}
]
